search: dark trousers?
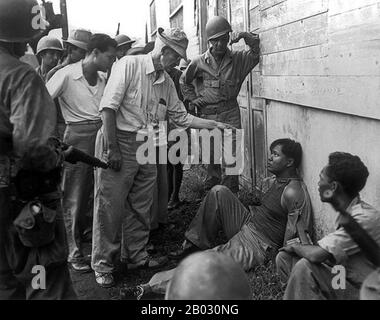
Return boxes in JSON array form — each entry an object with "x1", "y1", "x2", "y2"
[{"x1": 0, "y1": 188, "x2": 77, "y2": 300}]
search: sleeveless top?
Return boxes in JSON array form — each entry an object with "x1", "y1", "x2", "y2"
[{"x1": 249, "y1": 178, "x2": 297, "y2": 250}]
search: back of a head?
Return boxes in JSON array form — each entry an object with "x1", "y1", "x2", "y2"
[
  {"x1": 165, "y1": 252, "x2": 251, "y2": 300},
  {"x1": 327, "y1": 152, "x2": 369, "y2": 198}
]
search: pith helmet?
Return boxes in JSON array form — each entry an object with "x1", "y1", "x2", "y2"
[
  {"x1": 36, "y1": 36, "x2": 63, "y2": 55},
  {"x1": 64, "y1": 29, "x2": 92, "y2": 51},
  {"x1": 206, "y1": 16, "x2": 232, "y2": 41},
  {"x1": 0, "y1": 0, "x2": 42, "y2": 42}
]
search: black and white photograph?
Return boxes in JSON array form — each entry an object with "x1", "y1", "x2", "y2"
[{"x1": 0, "y1": 0, "x2": 380, "y2": 307}]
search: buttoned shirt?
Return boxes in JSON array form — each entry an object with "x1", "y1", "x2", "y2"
[
  {"x1": 318, "y1": 197, "x2": 380, "y2": 286},
  {"x1": 99, "y1": 54, "x2": 194, "y2": 146},
  {"x1": 46, "y1": 60, "x2": 106, "y2": 123},
  {"x1": 181, "y1": 47, "x2": 259, "y2": 107}
]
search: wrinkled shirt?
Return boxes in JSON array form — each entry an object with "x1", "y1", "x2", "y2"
[
  {"x1": 46, "y1": 60, "x2": 106, "y2": 123},
  {"x1": 99, "y1": 54, "x2": 194, "y2": 146},
  {"x1": 318, "y1": 197, "x2": 380, "y2": 286},
  {"x1": 0, "y1": 48, "x2": 56, "y2": 157},
  {"x1": 181, "y1": 47, "x2": 259, "y2": 106}
]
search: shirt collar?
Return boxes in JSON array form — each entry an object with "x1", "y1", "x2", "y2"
[
  {"x1": 346, "y1": 196, "x2": 361, "y2": 213},
  {"x1": 146, "y1": 53, "x2": 165, "y2": 85},
  {"x1": 335, "y1": 196, "x2": 361, "y2": 229},
  {"x1": 145, "y1": 54, "x2": 155, "y2": 75},
  {"x1": 72, "y1": 60, "x2": 84, "y2": 80},
  {"x1": 205, "y1": 48, "x2": 232, "y2": 64}
]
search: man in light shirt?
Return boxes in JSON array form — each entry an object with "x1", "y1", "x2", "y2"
[
  {"x1": 92, "y1": 28, "x2": 229, "y2": 288},
  {"x1": 277, "y1": 152, "x2": 380, "y2": 299},
  {"x1": 47, "y1": 34, "x2": 117, "y2": 273}
]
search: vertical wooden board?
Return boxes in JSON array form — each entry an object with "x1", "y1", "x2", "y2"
[
  {"x1": 217, "y1": 0, "x2": 229, "y2": 18},
  {"x1": 260, "y1": 13, "x2": 328, "y2": 54},
  {"x1": 262, "y1": 44, "x2": 328, "y2": 76},
  {"x1": 253, "y1": 109, "x2": 267, "y2": 184},
  {"x1": 329, "y1": 0, "x2": 380, "y2": 16},
  {"x1": 328, "y1": 3, "x2": 380, "y2": 44},
  {"x1": 240, "y1": 108, "x2": 253, "y2": 183},
  {"x1": 250, "y1": 0, "x2": 259, "y2": 9},
  {"x1": 251, "y1": 71, "x2": 262, "y2": 96},
  {"x1": 260, "y1": 0, "x2": 286, "y2": 11},
  {"x1": 261, "y1": 0, "x2": 328, "y2": 32}
]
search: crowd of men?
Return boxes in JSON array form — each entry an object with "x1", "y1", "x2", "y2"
[{"x1": 1, "y1": 0, "x2": 380, "y2": 300}]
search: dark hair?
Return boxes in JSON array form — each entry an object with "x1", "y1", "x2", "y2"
[
  {"x1": 270, "y1": 138, "x2": 303, "y2": 168},
  {"x1": 87, "y1": 34, "x2": 117, "y2": 54},
  {"x1": 326, "y1": 152, "x2": 369, "y2": 197}
]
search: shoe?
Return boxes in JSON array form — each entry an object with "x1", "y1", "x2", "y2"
[
  {"x1": 71, "y1": 262, "x2": 91, "y2": 273},
  {"x1": 127, "y1": 255, "x2": 168, "y2": 271},
  {"x1": 120, "y1": 285, "x2": 145, "y2": 300},
  {"x1": 95, "y1": 272, "x2": 115, "y2": 288},
  {"x1": 168, "y1": 240, "x2": 199, "y2": 260}
]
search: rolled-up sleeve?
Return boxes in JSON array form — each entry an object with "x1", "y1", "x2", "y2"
[
  {"x1": 318, "y1": 228, "x2": 360, "y2": 265},
  {"x1": 100, "y1": 59, "x2": 129, "y2": 112},
  {"x1": 166, "y1": 78, "x2": 194, "y2": 129}
]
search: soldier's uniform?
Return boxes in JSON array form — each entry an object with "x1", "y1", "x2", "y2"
[
  {"x1": 0, "y1": 0, "x2": 76, "y2": 300},
  {"x1": 181, "y1": 17, "x2": 259, "y2": 193}
]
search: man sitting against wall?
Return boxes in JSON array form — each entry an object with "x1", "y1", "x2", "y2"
[
  {"x1": 121, "y1": 138, "x2": 314, "y2": 299},
  {"x1": 276, "y1": 152, "x2": 380, "y2": 300}
]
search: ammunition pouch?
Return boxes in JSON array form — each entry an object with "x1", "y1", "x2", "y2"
[{"x1": 13, "y1": 200, "x2": 57, "y2": 248}]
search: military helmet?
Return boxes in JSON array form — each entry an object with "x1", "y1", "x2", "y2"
[
  {"x1": 206, "y1": 16, "x2": 232, "y2": 41},
  {"x1": 36, "y1": 36, "x2": 63, "y2": 55},
  {"x1": 0, "y1": 0, "x2": 42, "y2": 43}
]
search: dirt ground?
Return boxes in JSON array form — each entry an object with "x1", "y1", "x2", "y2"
[{"x1": 68, "y1": 166, "x2": 285, "y2": 300}]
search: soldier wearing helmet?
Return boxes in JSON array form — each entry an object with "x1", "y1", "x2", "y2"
[
  {"x1": 0, "y1": 0, "x2": 76, "y2": 300},
  {"x1": 115, "y1": 34, "x2": 136, "y2": 60},
  {"x1": 181, "y1": 16, "x2": 260, "y2": 193},
  {"x1": 35, "y1": 36, "x2": 63, "y2": 81}
]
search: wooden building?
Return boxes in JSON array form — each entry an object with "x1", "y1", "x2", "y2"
[{"x1": 147, "y1": 0, "x2": 380, "y2": 236}]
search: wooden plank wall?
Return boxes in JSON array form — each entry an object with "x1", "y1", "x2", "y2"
[{"x1": 255, "y1": 0, "x2": 380, "y2": 120}]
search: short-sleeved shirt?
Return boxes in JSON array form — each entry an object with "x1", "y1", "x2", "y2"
[
  {"x1": 0, "y1": 48, "x2": 56, "y2": 158},
  {"x1": 99, "y1": 54, "x2": 194, "y2": 146},
  {"x1": 318, "y1": 197, "x2": 380, "y2": 286},
  {"x1": 46, "y1": 60, "x2": 106, "y2": 124},
  {"x1": 181, "y1": 48, "x2": 259, "y2": 106}
]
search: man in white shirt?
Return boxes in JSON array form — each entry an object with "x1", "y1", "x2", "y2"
[
  {"x1": 92, "y1": 28, "x2": 229, "y2": 287},
  {"x1": 277, "y1": 152, "x2": 380, "y2": 299},
  {"x1": 47, "y1": 34, "x2": 117, "y2": 272}
]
